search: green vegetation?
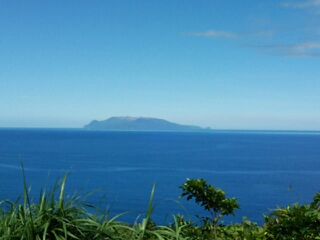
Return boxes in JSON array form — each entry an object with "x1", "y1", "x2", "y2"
[
  {"x1": 181, "y1": 179, "x2": 239, "y2": 226},
  {"x1": 0, "y1": 176, "x2": 319, "y2": 240}
]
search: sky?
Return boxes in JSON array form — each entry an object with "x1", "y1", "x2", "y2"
[{"x1": 0, "y1": 0, "x2": 320, "y2": 130}]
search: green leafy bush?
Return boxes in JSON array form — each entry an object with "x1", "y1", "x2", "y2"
[
  {"x1": 264, "y1": 193, "x2": 320, "y2": 240},
  {"x1": 180, "y1": 178, "x2": 239, "y2": 226}
]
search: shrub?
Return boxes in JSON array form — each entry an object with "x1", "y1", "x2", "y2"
[
  {"x1": 264, "y1": 193, "x2": 320, "y2": 240},
  {"x1": 180, "y1": 178, "x2": 239, "y2": 227}
]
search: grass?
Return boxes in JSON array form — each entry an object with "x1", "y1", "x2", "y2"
[{"x1": 0, "y1": 175, "x2": 186, "y2": 240}]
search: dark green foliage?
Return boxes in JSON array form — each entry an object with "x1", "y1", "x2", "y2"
[
  {"x1": 264, "y1": 193, "x2": 320, "y2": 240},
  {"x1": 180, "y1": 178, "x2": 239, "y2": 226},
  {"x1": 173, "y1": 216, "x2": 264, "y2": 240},
  {"x1": 221, "y1": 220, "x2": 265, "y2": 240}
]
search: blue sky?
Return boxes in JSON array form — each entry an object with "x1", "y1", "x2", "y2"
[{"x1": 0, "y1": 0, "x2": 319, "y2": 130}]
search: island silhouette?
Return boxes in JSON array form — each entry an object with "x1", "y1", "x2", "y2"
[{"x1": 84, "y1": 116, "x2": 211, "y2": 132}]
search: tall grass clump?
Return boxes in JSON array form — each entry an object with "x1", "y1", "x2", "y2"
[
  {"x1": 0, "y1": 175, "x2": 187, "y2": 240},
  {"x1": 0, "y1": 175, "x2": 92, "y2": 239}
]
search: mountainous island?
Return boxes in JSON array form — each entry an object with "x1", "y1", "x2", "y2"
[{"x1": 84, "y1": 116, "x2": 211, "y2": 132}]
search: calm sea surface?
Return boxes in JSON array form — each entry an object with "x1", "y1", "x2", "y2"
[{"x1": 0, "y1": 129, "x2": 320, "y2": 224}]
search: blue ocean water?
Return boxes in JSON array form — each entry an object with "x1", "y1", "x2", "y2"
[{"x1": 0, "y1": 128, "x2": 320, "y2": 224}]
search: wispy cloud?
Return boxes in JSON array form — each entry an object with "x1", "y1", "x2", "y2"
[
  {"x1": 186, "y1": 3, "x2": 320, "y2": 58},
  {"x1": 255, "y1": 42, "x2": 320, "y2": 57},
  {"x1": 187, "y1": 30, "x2": 238, "y2": 39},
  {"x1": 187, "y1": 28, "x2": 320, "y2": 57},
  {"x1": 282, "y1": 0, "x2": 320, "y2": 9},
  {"x1": 250, "y1": 30, "x2": 276, "y2": 39},
  {"x1": 187, "y1": 30, "x2": 275, "y2": 41}
]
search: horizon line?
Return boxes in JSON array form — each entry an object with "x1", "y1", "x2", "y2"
[{"x1": 0, "y1": 127, "x2": 320, "y2": 133}]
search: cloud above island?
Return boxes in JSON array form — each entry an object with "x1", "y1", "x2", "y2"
[
  {"x1": 253, "y1": 42, "x2": 320, "y2": 57},
  {"x1": 186, "y1": 0, "x2": 320, "y2": 58},
  {"x1": 187, "y1": 30, "x2": 275, "y2": 40},
  {"x1": 187, "y1": 28, "x2": 320, "y2": 57},
  {"x1": 281, "y1": 0, "x2": 320, "y2": 9},
  {"x1": 187, "y1": 30, "x2": 238, "y2": 39}
]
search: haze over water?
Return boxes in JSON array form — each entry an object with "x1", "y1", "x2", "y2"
[{"x1": 0, "y1": 128, "x2": 319, "y2": 223}]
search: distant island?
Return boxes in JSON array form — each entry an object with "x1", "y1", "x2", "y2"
[{"x1": 84, "y1": 116, "x2": 211, "y2": 132}]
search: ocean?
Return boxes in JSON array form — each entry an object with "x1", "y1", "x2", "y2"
[{"x1": 0, "y1": 128, "x2": 319, "y2": 224}]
